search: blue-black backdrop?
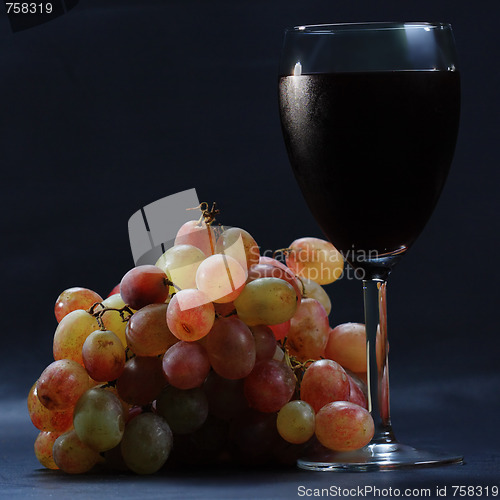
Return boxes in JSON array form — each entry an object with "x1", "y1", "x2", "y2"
[{"x1": 0, "y1": 0, "x2": 499, "y2": 473}]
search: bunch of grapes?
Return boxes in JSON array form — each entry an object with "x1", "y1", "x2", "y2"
[{"x1": 28, "y1": 207, "x2": 376, "y2": 474}]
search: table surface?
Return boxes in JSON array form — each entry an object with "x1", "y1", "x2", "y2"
[{"x1": 3, "y1": 374, "x2": 499, "y2": 500}]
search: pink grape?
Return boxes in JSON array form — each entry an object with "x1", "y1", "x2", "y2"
[
  {"x1": 285, "y1": 237, "x2": 344, "y2": 285},
  {"x1": 215, "y1": 226, "x2": 261, "y2": 270},
  {"x1": 300, "y1": 359, "x2": 350, "y2": 412},
  {"x1": 162, "y1": 341, "x2": 211, "y2": 389},
  {"x1": 36, "y1": 359, "x2": 90, "y2": 411},
  {"x1": 195, "y1": 254, "x2": 247, "y2": 303},
  {"x1": 315, "y1": 401, "x2": 374, "y2": 451},
  {"x1": 126, "y1": 303, "x2": 179, "y2": 356},
  {"x1": 249, "y1": 325, "x2": 278, "y2": 361},
  {"x1": 120, "y1": 265, "x2": 170, "y2": 310},
  {"x1": 206, "y1": 316, "x2": 256, "y2": 380},
  {"x1": 116, "y1": 356, "x2": 166, "y2": 406},
  {"x1": 324, "y1": 323, "x2": 367, "y2": 373},
  {"x1": 82, "y1": 330, "x2": 126, "y2": 382},
  {"x1": 348, "y1": 374, "x2": 368, "y2": 409},
  {"x1": 243, "y1": 359, "x2": 296, "y2": 413},
  {"x1": 54, "y1": 287, "x2": 103, "y2": 323},
  {"x1": 286, "y1": 298, "x2": 330, "y2": 361},
  {"x1": 166, "y1": 289, "x2": 215, "y2": 341},
  {"x1": 175, "y1": 220, "x2": 216, "y2": 256}
]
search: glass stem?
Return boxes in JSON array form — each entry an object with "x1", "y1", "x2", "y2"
[{"x1": 363, "y1": 279, "x2": 396, "y2": 444}]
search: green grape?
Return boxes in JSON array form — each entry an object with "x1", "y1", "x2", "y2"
[
  {"x1": 120, "y1": 413, "x2": 173, "y2": 474},
  {"x1": 234, "y1": 277, "x2": 298, "y2": 326},
  {"x1": 73, "y1": 388, "x2": 125, "y2": 452},
  {"x1": 156, "y1": 385, "x2": 208, "y2": 435},
  {"x1": 276, "y1": 400, "x2": 316, "y2": 444},
  {"x1": 52, "y1": 429, "x2": 103, "y2": 474}
]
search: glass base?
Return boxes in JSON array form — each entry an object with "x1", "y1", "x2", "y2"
[{"x1": 297, "y1": 442, "x2": 464, "y2": 471}]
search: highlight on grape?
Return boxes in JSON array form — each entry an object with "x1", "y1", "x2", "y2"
[{"x1": 28, "y1": 200, "x2": 375, "y2": 474}]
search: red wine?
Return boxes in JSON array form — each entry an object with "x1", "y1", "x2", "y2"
[{"x1": 279, "y1": 71, "x2": 460, "y2": 270}]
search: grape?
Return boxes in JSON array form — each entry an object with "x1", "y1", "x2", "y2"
[
  {"x1": 36, "y1": 359, "x2": 90, "y2": 411},
  {"x1": 243, "y1": 359, "x2": 296, "y2": 413},
  {"x1": 166, "y1": 289, "x2": 215, "y2": 341},
  {"x1": 156, "y1": 385, "x2": 209, "y2": 434},
  {"x1": 286, "y1": 237, "x2": 344, "y2": 285},
  {"x1": 27, "y1": 382, "x2": 73, "y2": 432},
  {"x1": 195, "y1": 254, "x2": 247, "y2": 303},
  {"x1": 116, "y1": 356, "x2": 166, "y2": 406},
  {"x1": 301, "y1": 277, "x2": 332, "y2": 315},
  {"x1": 234, "y1": 277, "x2": 298, "y2": 326},
  {"x1": 53, "y1": 309, "x2": 100, "y2": 365},
  {"x1": 300, "y1": 359, "x2": 350, "y2": 412},
  {"x1": 276, "y1": 400, "x2": 316, "y2": 444},
  {"x1": 100, "y1": 293, "x2": 133, "y2": 347},
  {"x1": 249, "y1": 325, "x2": 277, "y2": 361},
  {"x1": 52, "y1": 429, "x2": 103, "y2": 474},
  {"x1": 155, "y1": 244, "x2": 206, "y2": 293},
  {"x1": 324, "y1": 322, "x2": 367, "y2": 373},
  {"x1": 162, "y1": 341, "x2": 211, "y2": 389},
  {"x1": 268, "y1": 319, "x2": 291, "y2": 341},
  {"x1": 215, "y1": 227, "x2": 260, "y2": 270},
  {"x1": 247, "y1": 263, "x2": 302, "y2": 306},
  {"x1": 120, "y1": 265, "x2": 170, "y2": 310},
  {"x1": 126, "y1": 303, "x2": 178, "y2": 356},
  {"x1": 213, "y1": 300, "x2": 236, "y2": 317},
  {"x1": 34, "y1": 431, "x2": 59, "y2": 469},
  {"x1": 175, "y1": 220, "x2": 216, "y2": 256},
  {"x1": 205, "y1": 316, "x2": 256, "y2": 380},
  {"x1": 315, "y1": 401, "x2": 374, "y2": 452},
  {"x1": 203, "y1": 370, "x2": 248, "y2": 420},
  {"x1": 286, "y1": 298, "x2": 330, "y2": 361},
  {"x1": 107, "y1": 283, "x2": 121, "y2": 297},
  {"x1": 348, "y1": 374, "x2": 368, "y2": 409},
  {"x1": 72, "y1": 388, "x2": 125, "y2": 452},
  {"x1": 82, "y1": 330, "x2": 126, "y2": 382},
  {"x1": 120, "y1": 412, "x2": 173, "y2": 474},
  {"x1": 54, "y1": 287, "x2": 103, "y2": 323}
]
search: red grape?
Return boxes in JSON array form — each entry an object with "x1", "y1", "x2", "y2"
[
  {"x1": 206, "y1": 316, "x2": 256, "y2": 380},
  {"x1": 315, "y1": 401, "x2": 374, "y2": 451},
  {"x1": 162, "y1": 341, "x2": 211, "y2": 389},
  {"x1": 249, "y1": 325, "x2": 277, "y2": 361},
  {"x1": 120, "y1": 265, "x2": 170, "y2": 310},
  {"x1": 82, "y1": 330, "x2": 126, "y2": 382},
  {"x1": 243, "y1": 359, "x2": 296, "y2": 413},
  {"x1": 300, "y1": 359, "x2": 350, "y2": 412}
]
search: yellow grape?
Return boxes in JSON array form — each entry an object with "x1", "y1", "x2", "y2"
[
  {"x1": 34, "y1": 431, "x2": 60, "y2": 469},
  {"x1": 100, "y1": 293, "x2": 133, "y2": 348},
  {"x1": 53, "y1": 309, "x2": 100, "y2": 365},
  {"x1": 276, "y1": 400, "x2": 316, "y2": 444},
  {"x1": 156, "y1": 244, "x2": 206, "y2": 293},
  {"x1": 301, "y1": 277, "x2": 332, "y2": 315}
]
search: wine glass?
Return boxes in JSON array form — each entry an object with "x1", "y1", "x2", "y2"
[{"x1": 278, "y1": 22, "x2": 462, "y2": 470}]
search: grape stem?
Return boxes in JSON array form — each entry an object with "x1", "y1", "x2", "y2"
[
  {"x1": 87, "y1": 303, "x2": 135, "y2": 330},
  {"x1": 281, "y1": 337, "x2": 316, "y2": 394},
  {"x1": 187, "y1": 201, "x2": 220, "y2": 226},
  {"x1": 272, "y1": 247, "x2": 292, "y2": 261}
]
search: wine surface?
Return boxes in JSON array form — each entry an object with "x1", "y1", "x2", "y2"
[{"x1": 279, "y1": 71, "x2": 460, "y2": 265}]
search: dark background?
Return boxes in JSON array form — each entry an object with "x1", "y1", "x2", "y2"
[{"x1": 0, "y1": 0, "x2": 499, "y2": 496}]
